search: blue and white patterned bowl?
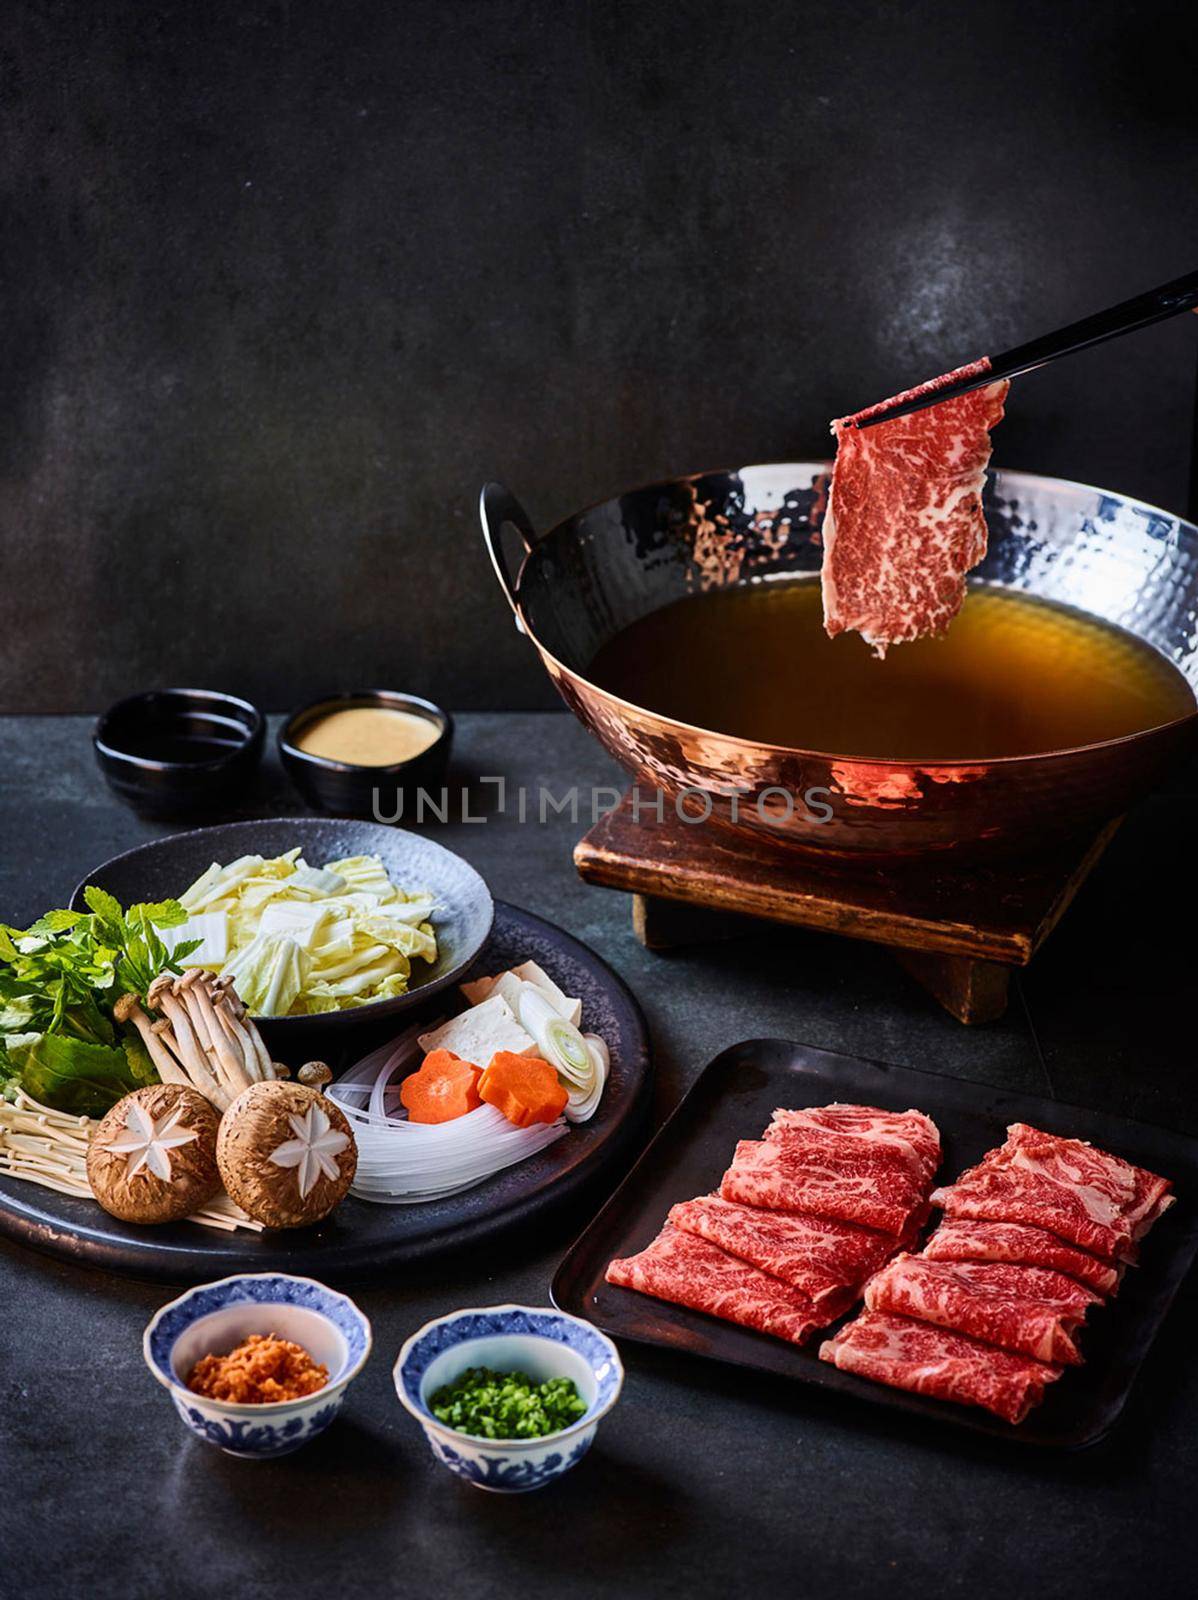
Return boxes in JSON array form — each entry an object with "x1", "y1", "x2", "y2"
[
  {"x1": 144, "y1": 1273, "x2": 372, "y2": 1459},
  {"x1": 394, "y1": 1304, "x2": 624, "y2": 1493}
]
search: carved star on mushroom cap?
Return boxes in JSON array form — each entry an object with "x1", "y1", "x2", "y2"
[
  {"x1": 269, "y1": 1103, "x2": 351, "y2": 1200},
  {"x1": 105, "y1": 1099, "x2": 199, "y2": 1181}
]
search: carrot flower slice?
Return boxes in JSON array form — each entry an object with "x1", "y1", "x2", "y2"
[
  {"x1": 478, "y1": 1052, "x2": 568, "y2": 1128},
  {"x1": 400, "y1": 1050, "x2": 483, "y2": 1124}
]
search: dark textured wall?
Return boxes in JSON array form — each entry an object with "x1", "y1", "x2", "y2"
[{"x1": 2, "y1": 0, "x2": 1197, "y2": 714}]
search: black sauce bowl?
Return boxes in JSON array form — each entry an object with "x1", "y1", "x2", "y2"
[
  {"x1": 279, "y1": 691, "x2": 453, "y2": 819},
  {"x1": 93, "y1": 689, "x2": 266, "y2": 817}
]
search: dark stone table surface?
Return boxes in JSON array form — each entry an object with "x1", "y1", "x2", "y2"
[{"x1": 1, "y1": 713, "x2": 1195, "y2": 1600}]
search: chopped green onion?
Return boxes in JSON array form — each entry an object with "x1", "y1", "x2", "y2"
[{"x1": 428, "y1": 1366, "x2": 588, "y2": 1440}]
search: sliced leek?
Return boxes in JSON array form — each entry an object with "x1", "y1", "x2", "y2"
[{"x1": 517, "y1": 985, "x2": 593, "y2": 1084}]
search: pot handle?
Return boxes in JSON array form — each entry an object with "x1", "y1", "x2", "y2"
[{"x1": 479, "y1": 482, "x2": 536, "y2": 627}]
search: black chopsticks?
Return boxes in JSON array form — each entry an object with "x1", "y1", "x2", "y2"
[{"x1": 853, "y1": 268, "x2": 1198, "y2": 429}]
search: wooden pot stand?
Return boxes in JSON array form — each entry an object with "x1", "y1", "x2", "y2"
[{"x1": 574, "y1": 791, "x2": 1118, "y2": 1024}]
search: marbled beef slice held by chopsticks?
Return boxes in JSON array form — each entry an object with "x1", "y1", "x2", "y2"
[{"x1": 821, "y1": 368, "x2": 1009, "y2": 656}]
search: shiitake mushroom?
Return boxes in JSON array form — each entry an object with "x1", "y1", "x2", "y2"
[
  {"x1": 87, "y1": 1084, "x2": 222, "y2": 1225},
  {"x1": 216, "y1": 1080, "x2": 356, "y2": 1230}
]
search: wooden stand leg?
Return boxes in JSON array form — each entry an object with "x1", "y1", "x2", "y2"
[
  {"x1": 632, "y1": 894, "x2": 759, "y2": 950},
  {"x1": 888, "y1": 947, "x2": 1011, "y2": 1025}
]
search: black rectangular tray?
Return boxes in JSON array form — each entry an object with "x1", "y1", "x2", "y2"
[{"x1": 552, "y1": 1039, "x2": 1198, "y2": 1448}]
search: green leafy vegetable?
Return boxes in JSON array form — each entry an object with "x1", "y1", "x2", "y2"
[
  {"x1": 0, "y1": 1031, "x2": 155, "y2": 1117},
  {"x1": 0, "y1": 891, "x2": 196, "y2": 1114},
  {"x1": 81, "y1": 886, "x2": 198, "y2": 997},
  {"x1": 429, "y1": 1367, "x2": 588, "y2": 1440}
]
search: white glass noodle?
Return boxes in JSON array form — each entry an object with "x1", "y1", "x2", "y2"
[{"x1": 328, "y1": 1025, "x2": 567, "y2": 1204}]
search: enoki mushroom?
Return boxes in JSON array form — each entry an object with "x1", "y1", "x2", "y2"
[{"x1": 0, "y1": 1090, "x2": 264, "y2": 1233}]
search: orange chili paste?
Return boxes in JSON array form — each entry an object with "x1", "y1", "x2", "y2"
[{"x1": 186, "y1": 1333, "x2": 328, "y2": 1403}]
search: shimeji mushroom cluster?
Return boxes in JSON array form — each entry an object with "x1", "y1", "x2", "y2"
[{"x1": 115, "y1": 970, "x2": 282, "y2": 1111}]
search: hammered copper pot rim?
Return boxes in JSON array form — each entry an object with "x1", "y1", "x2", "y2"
[
  {"x1": 537, "y1": 457, "x2": 1194, "y2": 557},
  {"x1": 512, "y1": 462, "x2": 1198, "y2": 772}
]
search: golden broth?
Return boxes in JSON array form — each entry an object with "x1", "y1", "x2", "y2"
[
  {"x1": 586, "y1": 579, "x2": 1194, "y2": 761},
  {"x1": 294, "y1": 706, "x2": 440, "y2": 767}
]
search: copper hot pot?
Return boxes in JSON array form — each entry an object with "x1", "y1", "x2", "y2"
[{"x1": 480, "y1": 466, "x2": 1198, "y2": 856}]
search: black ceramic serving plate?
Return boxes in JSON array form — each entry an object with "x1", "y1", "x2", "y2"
[
  {"x1": 552, "y1": 1040, "x2": 1198, "y2": 1450},
  {"x1": 68, "y1": 816, "x2": 493, "y2": 1041},
  {"x1": 0, "y1": 901, "x2": 651, "y2": 1281}
]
